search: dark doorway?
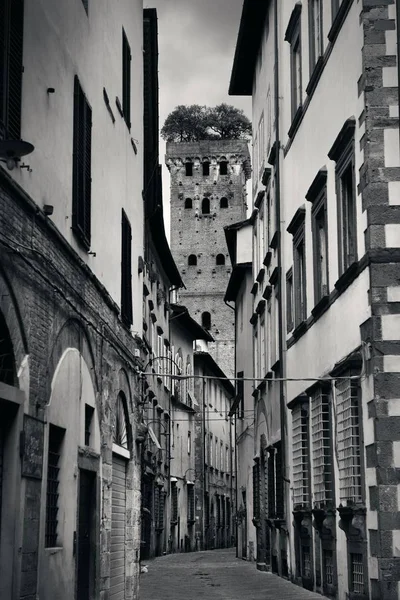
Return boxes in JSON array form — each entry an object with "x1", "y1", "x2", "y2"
[{"x1": 77, "y1": 469, "x2": 96, "y2": 600}]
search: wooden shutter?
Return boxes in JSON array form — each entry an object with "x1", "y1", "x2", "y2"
[
  {"x1": 7, "y1": 0, "x2": 23, "y2": 139},
  {"x1": 122, "y1": 30, "x2": 131, "y2": 128},
  {"x1": 121, "y1": 211, "x2": 133, "y2": 326},
  {"x1": 110, "y1": 455, "x2": 127, "y2": 600},
  {"x1": 72, "y1": 76, "x2": 92, "y2": 249}
]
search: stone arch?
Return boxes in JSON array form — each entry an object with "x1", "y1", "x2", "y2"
[
  {"x1": 0, "y1": 264, "x2": 29, "y2": 385},
  {"x1": 47, "y1": 317, "x2": 98, "y2": 402}
]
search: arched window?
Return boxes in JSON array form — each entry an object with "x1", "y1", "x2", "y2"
[
  {"x1": 202, "y1": 311, "x2": 211, "y2": 330},
  {"x1": 185, "y1": 198, "x2": 192, "y2": 209},
  {"x1": 202, "y1": 198, "x2": 210, "y2": 214},
  {"x1": 188, "y1": 254, "x2": 197, "y2": 266},
  {"x1": 202, "y1": 161, "x2": 210, "y2": 176},
  {"x1": 113, "y1": 393, "x2": 129, "y2": 449},
  {"x1": 219, "y1": 161, "x2": 228, "y2": 175},
  {"x1": 220, "y1": 197, "x2": 228, "y2": 208},
  {"x1": 216, "y1": 254, "x2": 225, "y2": 266}
]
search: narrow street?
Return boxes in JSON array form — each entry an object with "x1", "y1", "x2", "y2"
[{"x1": 139, "y1": 549, "x2": 328, "y2": 600}]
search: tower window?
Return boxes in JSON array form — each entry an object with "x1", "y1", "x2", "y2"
[
  {"x1": 202, "y1": 198, "x2": 210, "y2": 214},
  {"x1": 188, "y1": 254, "x2": 197, "y2": 266},
  {"x1": 219, "y1": 161, "x2": 228, "y2": 175},
  {"x1": 220, "y1": 197, "x2": 228, "y2": 209},
  {"x1": 185, "y1": 198, "x2": 192, "y2": 209},
  {"x1": 203, "y1": 161, "x2": 210, "y2": 176},
  {"x1": 185, "y1": 162, "x2": 193, "y2": 176},
  {"x1": 216, "y1": 254, "x2": 225, "y2": 266},
  {"x1": 202, "y1": 312, "x2": 211, "y2": 330}
]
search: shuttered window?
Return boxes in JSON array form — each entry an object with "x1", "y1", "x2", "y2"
[
  {"x1": 267, "y1": 449, "x2": 275, "y2": 518},
  {"x1": 311, "y1": 387, "x2": 334, "y2": 507},
  {"x1": 292, "y1": 403, "x2": 310, "y2": 509},
  {"x1": 72, "y1": 76, "x2": 92, "y2": 249},
  {"x1": 0, "y1": 0, "x2": 24, "y2": 140},
  {"x1": 121, "y1": 211, "x2": 133, "y2": 327},
  {"x1": 45, "y1": 425, "x2": 65, "y2": 547},
  {"x1": 275, "y1": 442, "x2": 284, "y2": 519},
  {"x1": 171, "y1": 483, "x2": 178, "y2": 524},
  {"x1": 122, "y1": 30, "x2": 131, "y2": 128},
  {"x1": 252, "y1": 459, "x2": 260, "y2": 521}
]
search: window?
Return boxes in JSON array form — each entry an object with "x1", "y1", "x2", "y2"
[
  {"x1": 311, "y1": 386, "x2": 333, "y2": 507},
  {"x1": 216, "y1": 254, "x2": 225, "y2": 266},
  {"x1": 236, "y1": 371, "x2": 244, "y2": 419},
  {"x1": 285, "y1": 5, "x2": 302, "y2": 120},
  {"x1": 258, "y1": 114, "x2": 265, "y2": 176},
  {"x1": 253, "y1": 459, "x2": 261, "y2": 521},
  {"x1": 292, "y1": 401, "x2": 310, "y2": 509},
  {"x1": 171, "y1": 483, "x2": 178, "y2": 523},
  {"x1": 267, "y1": 449, "x2": 276, "y2": 518},
  {"x1": 312, "y1": 192, "x2": 329, "y2": 302},
  {"x1": 187, "y1": 431, "x2": 191, "y2": 455},
  {"x1": 121, "y1": 210, "x2": 133, "y2": 326},
  {"x1": 336, "y1": 375, "x2": 362, "y2": 504},
  {"x1": 220, "y1": 197, "x2": 228, "y2": 208},
  {"x1": 84, "y1": 404, "x2": 94, "y2": 446},
  {"x1": 0, "y1": 0, "x2": 24, "y2": 141},
  {"x1": 185, "y1": 161, "x2": 193, "y2": 176},
  {"x1": 155, "y1": 487, "x2": 165, "y2": 530},
  {"x1": 275, "y1": 442, "x2": 284, "y2": 519},
  {"x1": 286, "y1": 268, "x2": 294, "y2": 333},
  {"x1": 113, "y1": 393, "x2": 129, "y2": 449},
  {"x1": 122, "y1": 30, "x2": 131, "y2": 128},
  {"x1": 72, "y1": 76, "x2": 92, "y2": 249},
  {"x1": 202, "y1": 311, "x2": 211, "y2": 330},
  {"x1": 202, "y1": 197, "x2": 210, "y2": 214},
  {"x1": 187, "y1": 484, "x2": 195, "y2": 523},
  {"x1": 185, "y1": 198, "x2": 192, "y2": 209},
  {"x1": 328, "y1": 118, "x2": 357, "y2": 276},
  {"x1": 188, "y1": 254, "x2": 197, "y2": 266},
  {"x1": 309, "y1": 0, "x2": 323, "y2": 71},
  {"x1": 45, "y1": 425, "x2": 65, "y2": 547},
  {"x1": 350, "y1": 553, "x2": 365, "y2": 595},
  {"x1": 202, "y1": 161, "x2": 210, "y2": 176},
  {"x1": 219, "y1": 160, "x2": 228, "y2": 175},
  {"x1": 287, "y1": 207, "x2": 307, "y2": 327}
]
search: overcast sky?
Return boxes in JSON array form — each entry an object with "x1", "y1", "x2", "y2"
[{"x1": 146, "y1": 0, "x2": 251, "y2": 236}]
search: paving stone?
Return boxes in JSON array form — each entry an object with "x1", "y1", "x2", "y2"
[{"x1": 139, "y1": 549, "x2": 328, "y2": 600}]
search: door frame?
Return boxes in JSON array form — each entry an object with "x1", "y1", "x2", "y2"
[{"x1": 76, "y1": 451, "x2": 100, "y2": 600}]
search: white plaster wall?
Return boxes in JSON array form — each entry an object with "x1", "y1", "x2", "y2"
[
  {"x1": 38, "y1": 348, "x2": 99, "y2": 600},
  {"x1": 5, "y1": 0, "x2": 144, "y2": 334}
]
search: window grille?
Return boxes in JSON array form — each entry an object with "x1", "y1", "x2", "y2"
[
  {"x1": 45, "y1": 425, "x2": 65, "y2": 547},
  {"x1": 72, "y1": 76, "x2": 92, "y2": 249},
  {"x1": 275, "y1": 443, "x2": 284, "y2": 519},
  {"x1": 336, "y1": 377, "x2": 362, "y2": 504},
  {"x1": 323, "y1": 549, "x2": 334, "y2": 586},
  {"x1": 350, "y1": 553, "x2": 364, "y2": 594},
  {"x1": 311, "y1": 388, "x2": 333, "y2": 506},
  {"x1": 302, "y1": 546, "x2": 312, "y2": 579},
  {"x1": 292, "y1": 404, "x2": 310, "y2": 509},
  {"x1": 253, "y1": 460, "x2": 261, "y2": 520},
  {"x1": 187, "y1": 485, "x2": 195, "y2": 523},
  {"x1": 171, "y1": 483, "x2": 178, "y2": 524}
]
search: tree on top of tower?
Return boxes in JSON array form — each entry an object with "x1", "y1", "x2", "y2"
[{"x1": 161, "y1": 103, "x2": 251, "y2": 142}]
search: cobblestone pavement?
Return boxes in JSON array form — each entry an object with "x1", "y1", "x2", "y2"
[{"x1": 139, "y1": 549, "x2": 328, "y2": 600}]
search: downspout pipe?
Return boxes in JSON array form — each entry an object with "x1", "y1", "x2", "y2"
[{"x1": 274, "y1": 0, "x2": 288, "y2": 515}]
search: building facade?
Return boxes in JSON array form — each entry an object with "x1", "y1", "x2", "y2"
[
  {"x1": 230, "y1": 0, "x2": 400, "y2": 598},
  {"x1": 0, "y1": 0, "x2": 144, "y2": 599},
  {"x1": 167, "y1": 140, "x2": 251, "y2": 380},
  {"x1": 224, "y1": 218, "x2": 257, "y2": 562},
  {"x1": 193, "y1": 349, "x2": 236, "y2": 551}
]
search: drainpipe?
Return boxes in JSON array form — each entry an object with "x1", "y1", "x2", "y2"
[
  {"x1": 202, "y1": 365, "x2": 207, "y2": 550},
  {"x1": 274, "y1": 0, "x2": 288, "y2": 517}
]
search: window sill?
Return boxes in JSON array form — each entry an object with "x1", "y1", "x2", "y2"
[
  {"x1": 334, "y1": 260, "x2": 359, "y2": 293},
  {"x1": 45, "y1": 547, "x2": 63, "y2": 553},
  {"x1": 305, "y1": 56, "x2": 324, "y2": 97},
  {"x1": 328, "y1": 0, "x2": 354, "y2": 44},
  {"x1": 288, "y1": 105, "x2": 303, "y2": 140},
  {"x1": 311, "y1": 294, "x2": 330, "y2": 319}
]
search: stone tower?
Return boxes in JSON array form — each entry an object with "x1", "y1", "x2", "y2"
[{"x1": 166, "y1": 139, "x2": 251, "y2": 380}]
